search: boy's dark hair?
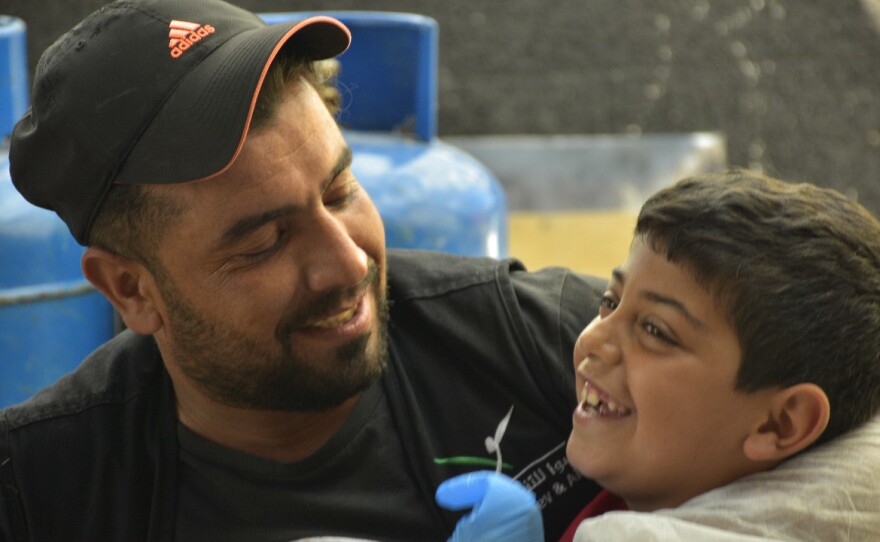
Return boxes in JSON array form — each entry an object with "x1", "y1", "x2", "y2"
[
  {"x1": 88, "y1": 56, "x2": 341, "y2": 265},
  {"x1": 636, "y1": 169, "x2": 880, "y2": 445}
]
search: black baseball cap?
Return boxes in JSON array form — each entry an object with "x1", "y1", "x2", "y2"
[{"x1": 9, "y1": 0, "x2": 350, "y2": 245}]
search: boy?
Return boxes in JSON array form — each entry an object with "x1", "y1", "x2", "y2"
[{"x1": 437, "y1": 170, "x2": 880, "y2": 541}]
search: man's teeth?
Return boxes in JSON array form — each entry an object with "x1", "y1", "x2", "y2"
[
  {"x1": 313, "y1": 306, "x2": 356, "y2": 328},
  {"x1": 580, "y1": 382, "x2": 631, "y2": 416}
]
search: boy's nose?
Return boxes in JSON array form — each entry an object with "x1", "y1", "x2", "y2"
[{"x1": 576, "y1": 316, "x2": 623, "y2": 366}]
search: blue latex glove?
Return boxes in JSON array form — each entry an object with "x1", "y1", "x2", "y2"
[{"x1": 435, "y1": 470, "x2": 544, "y2": 542}]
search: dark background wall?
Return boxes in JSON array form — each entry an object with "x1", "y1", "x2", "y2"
[{"x1": 5, "y1": 0, "x2": 880, "y2": 213}]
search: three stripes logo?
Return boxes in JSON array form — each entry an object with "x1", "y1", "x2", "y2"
[{"x1": 168, "y1": 20, "x2": 216, "y2": 58}]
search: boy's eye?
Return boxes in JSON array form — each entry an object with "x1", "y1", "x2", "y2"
[
  {"x1": 642, "y1": 319, "x2": 677, "y2": 346},
  {"x1": 599, "y1": 293, "x2": 618, "y2": 314}
]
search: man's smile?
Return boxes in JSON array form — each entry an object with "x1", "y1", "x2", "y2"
[{"x1": 310, "y1": 302, "x2": 360, "y2": 329}]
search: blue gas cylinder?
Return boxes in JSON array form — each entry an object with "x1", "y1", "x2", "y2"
[
  {"x1": 0, "y1": 151, "x2": 116, "y2": 408},
  {"x1": 260, "y1": 11, "x2": 508, "y2": 258},
  {"x1": 0, "y1": 16, "x2": 28, "y2": 138},
  {"x1": 0, "y1": 17, "x2": 115, "y2": 408}
]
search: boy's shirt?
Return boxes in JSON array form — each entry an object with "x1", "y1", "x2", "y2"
[
  {"x1": 558, "y1": 489, "x2": 628, "y2": 542},
  {"x1": 570, "y1": 415, "x2": 880, "y2": 542}
]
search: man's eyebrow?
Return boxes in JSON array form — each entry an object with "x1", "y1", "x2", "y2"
[
  {"x1": 215, "y1": 147, "x2": 354, "y2": 250},
  {"x1": 611, "y1": 268, "x2": 707, "y2": 330},
  {"x1": 217, "y1": 205, "x2": 296, "y2": 249},
  {"x1": 321, "y1": 146, "x2": 353, "y2": 193}
]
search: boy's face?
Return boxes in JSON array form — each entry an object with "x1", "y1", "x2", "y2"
[{"x1": 566, "y1": 236, "x2": 777, "y2": 511}]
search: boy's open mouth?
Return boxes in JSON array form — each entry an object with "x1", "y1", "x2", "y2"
[{"x1": 580, "y1": 380, "x2": 633, "y2": 417}]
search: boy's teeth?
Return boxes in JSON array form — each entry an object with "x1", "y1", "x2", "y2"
[{"x1": 579, "y1": 382, "x2": 633, "y2": 416}]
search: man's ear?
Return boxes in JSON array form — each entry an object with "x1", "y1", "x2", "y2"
[
  {"x1": 81, "y1": 247, "x2": 163, "y2": 335},
  {"x1": 743, "y1": 383, "x2": 830, "y2": 463}
]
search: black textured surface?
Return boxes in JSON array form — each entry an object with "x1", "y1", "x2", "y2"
[{"x1": 6, "y1": 0, "x2": 880, "y2": 213}]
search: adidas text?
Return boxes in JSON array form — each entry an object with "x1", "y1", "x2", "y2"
[{"x1": 169, "y1": 24, "x2": 216, "y2": 58}]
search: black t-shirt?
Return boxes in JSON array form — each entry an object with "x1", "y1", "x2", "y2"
[
  {"x1": 0, "y1": 250, "x2": 605, "y2": 542},
  {"x1": 176, "y1": 380, "x2": 438, "y2": 542},
  {"x1": 176, "y1": 251, "x2": 605, "y2": 541}
]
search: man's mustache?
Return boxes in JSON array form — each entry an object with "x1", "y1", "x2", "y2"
[{"x1": 275, "y1": 260, "x2": 381, "y2": 340}]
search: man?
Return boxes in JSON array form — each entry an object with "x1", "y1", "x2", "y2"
[{"x1": 0, "y1": 0, "x2": 604, "y2": 540}]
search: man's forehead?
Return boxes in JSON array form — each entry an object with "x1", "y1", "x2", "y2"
[
  {"x1": 146, "y1": 178, "x2": 243, "y2": 239},
  {"x1": 150, "y1": 144, "x2": 352, "y2": 243}
]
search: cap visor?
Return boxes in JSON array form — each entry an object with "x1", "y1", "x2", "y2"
[{"x1": 116, "y1": 16, "x2": 350, "y2": 185}]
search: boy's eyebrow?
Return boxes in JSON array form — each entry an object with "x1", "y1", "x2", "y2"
[
  {"x1": 216, "y1": 147, "x2": 353, "y2": 249},
  {"x1": 611, "y1": 268, "x2": 707, "y2": 331},
  {"x1": 643, "y1": 291, "x2": 707, "y2": 331}
]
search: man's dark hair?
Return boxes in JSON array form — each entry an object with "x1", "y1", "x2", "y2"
[
  {"x1": 88, "y1": 56, "x2": 341, "y2": 264},
  {"x1": 636, "y1": 169, "x2": 880, "y2": 445}
]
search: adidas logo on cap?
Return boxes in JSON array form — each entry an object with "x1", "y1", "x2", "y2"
[{"x1": 168, "y1": 20, "x2": 216, "y2": 58}]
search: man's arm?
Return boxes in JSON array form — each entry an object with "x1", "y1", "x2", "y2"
[
  {"x1": 0, "y1": 416, "x2": 26, "y2": 541},
  {"x1": 510, "y1": 265, "x2": 605, "y2": 403}
]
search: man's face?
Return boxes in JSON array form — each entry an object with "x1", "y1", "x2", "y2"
[{"x1": 149, "y1": 77, "x2": 388, "y2": 412}]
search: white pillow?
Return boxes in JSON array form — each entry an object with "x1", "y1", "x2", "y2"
[{"x1": 575, "y1": 415, "x2": 880, "y2": 542}]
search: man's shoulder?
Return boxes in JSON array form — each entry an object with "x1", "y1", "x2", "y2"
[
  {"x1": 0, "y1": 330, "x2": 164, "y2": 430},
  {"x1": 386, "y1": 248, "x2": 525, "y2": 301},
  {"x1": 386, "y1": 248, "x2": 604, "y2": 305},
  {"x1": 0, "y1": 332, "x2": 171, "y2": 541}
]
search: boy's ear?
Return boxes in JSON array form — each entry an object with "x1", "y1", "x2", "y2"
[
  {"x1": 81, "y1": 247, "x2": 164, "y2": 335},
  {"x1": 743, "y1": 384, "x2": 830, "y2": 463}
]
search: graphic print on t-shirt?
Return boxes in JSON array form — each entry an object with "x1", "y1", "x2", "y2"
[
  {"x1": 433, "y1": 405, "x2": 515, "y2": 472},
  {"x1": 514, "y1": 441, "x2": 585, "y2": 510},
  {"x1": 432, "y1": 404, "x2": 586, "y2": 509}
]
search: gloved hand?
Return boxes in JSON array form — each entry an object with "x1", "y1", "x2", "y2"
[{"x1": 435, "y1": 470, "x2": 544, "y2": 542}]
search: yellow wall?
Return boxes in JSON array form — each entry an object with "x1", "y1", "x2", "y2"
[{"x1": 508, "y1": 210, "x2": 637, "y2": 279}]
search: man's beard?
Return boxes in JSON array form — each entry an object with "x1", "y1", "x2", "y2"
[{"x1": 156, "y1": 261, "x2": 389, "y2": 412}]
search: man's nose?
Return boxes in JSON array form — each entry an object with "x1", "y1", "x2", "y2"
[{"x1": 301, "y1": 211, "x2": 369, "y2": 292}]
